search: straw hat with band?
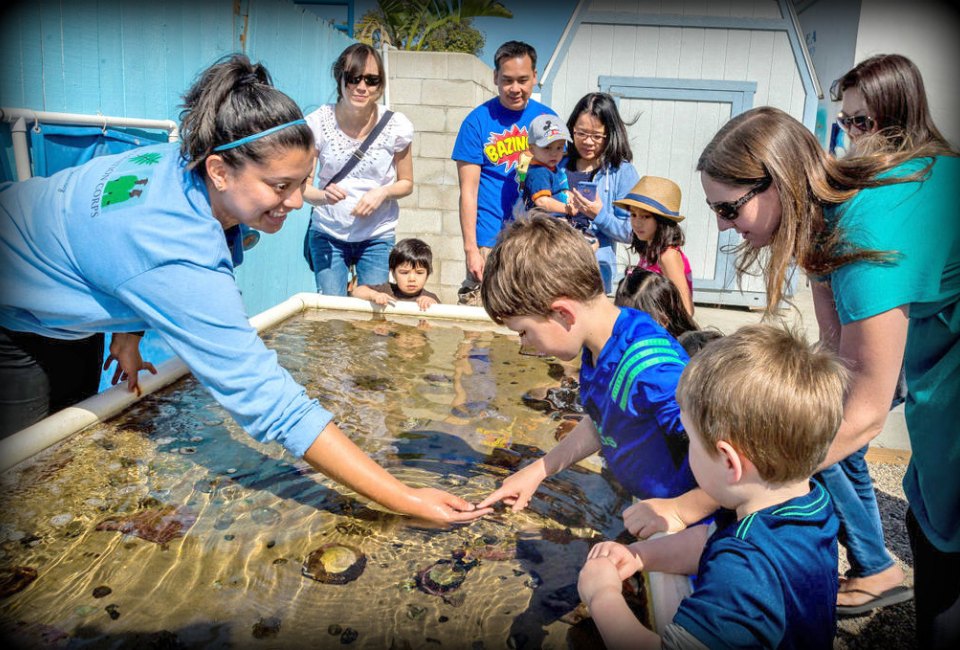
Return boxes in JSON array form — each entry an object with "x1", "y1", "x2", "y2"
[{"x1": 613, "y1": 176, "x2": 685, "y2": 223}]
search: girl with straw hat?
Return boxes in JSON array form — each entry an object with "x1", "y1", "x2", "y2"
[{"x1": 614, "y1": 176, "x2": 694, "y2": 316}]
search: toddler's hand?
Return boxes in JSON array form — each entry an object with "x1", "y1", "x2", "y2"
[
  {"x1": 587, "y1": 541, "x2": 642, "y2": 579},
  {"x1": 416, "y1": 295, "x2": 437, "y2": 311},
  {"x1": 372, "y1": 292, "x2": 395, "y2": 306},
  {"x1": 578, "y1": 557, "x2": 624, "y2": 608}
]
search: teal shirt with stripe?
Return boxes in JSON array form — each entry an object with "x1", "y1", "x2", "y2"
[
  {"x1": 825, "y1": 155, "x2": 960, "y2": 552},
  {"x1": 578, "y1": 307, "x2": 695, "y2": 499},
  {"x1": 673, "y1": 482, "x2": 839, "y2": 649}
]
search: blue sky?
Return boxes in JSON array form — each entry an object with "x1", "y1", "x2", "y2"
[{"x1": 350, "y1": 0, "x2": 578, "y2": 70}]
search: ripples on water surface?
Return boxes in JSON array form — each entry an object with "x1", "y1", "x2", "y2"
[{"x1": 0, "y1": 313, "x2": 645, "y2": 648}]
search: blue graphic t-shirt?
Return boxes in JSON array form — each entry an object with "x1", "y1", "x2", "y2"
[
  {"x1": 451, "y1": 97, "x2": 554, "y2": 247},
  {"x1": 0, "y1": 143, "x2": 333, "y2": 458},
  {"x1": 578, "y1": 307, "x2": 695, "y2": 499},
  {"x1": 672, "y1": 481, "x2": 839, "y2": 649}
]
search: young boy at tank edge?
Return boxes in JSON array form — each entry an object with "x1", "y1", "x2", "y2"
[
  {"x1": 578, "y1": 324, "x2": 847, "y2": 650},
  {"x1": 351, "y1": 238, "x2": 440, "y2": 311},
  {"x1": 475, "y1": 214, "x2": 697, "y2": 515}
]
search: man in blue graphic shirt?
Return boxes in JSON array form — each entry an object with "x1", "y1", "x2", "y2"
[{"x1": 451, "y1": 40, "x2": 555, "y2": 304}]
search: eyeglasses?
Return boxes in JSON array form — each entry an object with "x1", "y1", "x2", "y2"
[
  {"x1": 573, "y1": 130, "x2": 607, "y2": 143},
  {"x1": 836, "y1": 112, "x2": 875, "y2": 133},
  {"x1": 706, "y1": 178, "x2": 772, "y2": 221},
  {"x1": 345, "y1": 74, "x2": 382, "y2": 87}
]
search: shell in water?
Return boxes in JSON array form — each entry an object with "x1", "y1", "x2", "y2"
[{"x1": 302, "y1": 544, "x2": 367, "y2": 585}]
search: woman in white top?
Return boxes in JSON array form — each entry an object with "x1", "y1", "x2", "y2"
[{"x1": 304, "y1": 43, "x2": 414, "y2": 295}]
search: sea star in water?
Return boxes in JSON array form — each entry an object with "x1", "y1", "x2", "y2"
[{"x1": 96, "y1": 505, "x2": 196, "y2": 544}]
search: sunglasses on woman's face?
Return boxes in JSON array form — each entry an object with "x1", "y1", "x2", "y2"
[
  {"x1": 836, "y1": 112, "x2": 875, "y2": 133},
  {"x1": 346, "y1": 74, "x2": 381, "y2": 87},
  {"x1": 706, "y1": 178, "x2": 772, "y2": 221}
]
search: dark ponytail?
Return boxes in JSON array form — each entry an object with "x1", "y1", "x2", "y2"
[{"x1": 179, "y1": 53, "x2": 313, "y2": 175}]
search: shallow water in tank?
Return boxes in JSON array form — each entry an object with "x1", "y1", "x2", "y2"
[{"x1": 0, "y1": 313, "x2": 646, "y2": 648}]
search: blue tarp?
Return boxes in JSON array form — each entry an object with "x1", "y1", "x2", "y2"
[{"x1": 29, "y1": 123, "x2": 168, "y2": 177}]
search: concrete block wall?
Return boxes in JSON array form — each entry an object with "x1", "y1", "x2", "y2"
[{"x1": 387, "y1": 50, "x2": 498, "y2": 303}]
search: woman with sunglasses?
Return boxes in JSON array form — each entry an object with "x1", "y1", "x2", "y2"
[
  {"x1": 832, "y1": 54, "x2": 950, "y2": 158},
  {"x1": 563, "y1": 93, "x2": 641, "y2": 294},
  {"x1": 0, "y1": 53, "x2": 488, "y2": 525},
  {"x1": 698, "y1": 105, "x2": 958, "y2": 648},
  {"x1": 806, "y1": 52, "x2": 960, "y2": 619},
  {"x1": 303, "y1": 43, "x2": 414, "y2": 296}
]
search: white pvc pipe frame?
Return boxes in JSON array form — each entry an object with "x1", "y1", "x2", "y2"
[
  {"x1": 1, "y1": 107, "x2": 179, "y2": 181},
  {"x1": 0, "y1": 293, "x2": 690, "y2": 628}
]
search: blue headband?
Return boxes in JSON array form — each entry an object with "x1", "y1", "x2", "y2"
[
  {"x1": 212, "y1": 118, "x2": 307, "y2": 152},
  {"x1": 622, "y1": 193, "x2": 681, "y2": 217}
]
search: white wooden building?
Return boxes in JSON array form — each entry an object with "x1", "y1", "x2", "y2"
[{"x1": 539, "y1": 0, "x2": 818, "y2": 307}]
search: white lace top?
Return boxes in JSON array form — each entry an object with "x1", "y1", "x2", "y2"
[{"x1": 305, "y1": 104, "x2": 414, "y2": 242}]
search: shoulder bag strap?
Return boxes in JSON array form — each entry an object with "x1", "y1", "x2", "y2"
[
  {"x1": 304, "y1": 109, "x2": 394, "y2": 272},
  {"x1": 324, "y1": 109, "x2": 394, "y2": 188}
]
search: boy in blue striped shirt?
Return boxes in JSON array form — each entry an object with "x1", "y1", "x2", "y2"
[
  {"x1": 579, "y1": 324, "x2": 847, "y2": 649},
  {"x1": 476, "y1": 214, "x2": 696, "y2": 513}
]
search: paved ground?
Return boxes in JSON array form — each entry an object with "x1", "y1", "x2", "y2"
[{"x1": 695, "y1": 279, "x2": 917, "y2": 647}]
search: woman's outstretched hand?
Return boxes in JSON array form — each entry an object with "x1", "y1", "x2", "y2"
[{"x1": 404, "y1": 487, "x2": 492, "y2": 524}]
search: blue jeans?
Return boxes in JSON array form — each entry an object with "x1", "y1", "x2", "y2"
[
  {"x1": 817, "y1": 445, "x2": 894, "y2": 578},
  {"x1": 307, "y1": 230, "x2": 394, "y2": 296}
]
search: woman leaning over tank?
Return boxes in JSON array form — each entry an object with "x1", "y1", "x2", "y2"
[
  {"x1": 697, "y1": 102, "x2": 958, "y2": 648},
  {"x1": 0, "y1": 53, "x2": 488, "y2": 525}
]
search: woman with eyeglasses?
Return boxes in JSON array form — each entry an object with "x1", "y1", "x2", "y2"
[
  {"x1": 698, "y1": 105, "x2": 958, "y2": 648},
  {"x1": 303, "y1": 43, "x2": 414, "y2": 296},
  {"x1": 563, "y1": 93, "x2": 641, "y2": 294}
]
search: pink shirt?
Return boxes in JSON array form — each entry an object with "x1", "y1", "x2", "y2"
[{"x1": 636, "y1": 247, "x2": 694, "y2": 295}]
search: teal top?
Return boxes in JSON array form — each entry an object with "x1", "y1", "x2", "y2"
[{"x1": 825, "y1": 155, "x2": 960, "y2": 552}]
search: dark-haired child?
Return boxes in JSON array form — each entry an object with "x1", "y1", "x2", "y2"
[
  {"x1": 615, "y1": 176, "x2": 694, "y2": 316},
  {"x1": 351, "y1": 238, "x2": 440, "y2": 311},
  {"x1": 614, "y1": 267, "x2": 699, "y2": 339}
]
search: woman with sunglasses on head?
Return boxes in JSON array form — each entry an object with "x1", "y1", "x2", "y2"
[
  {"x1": 698, "y1": 103, "x2": 958, "y2": 647},
  {"x1": 805, "y1": 52, "x2": 959, "y2": 619},
  {"x1": 303, "y1": 43, "x2": 414, "y2": 296},
  {"x1": 832, "y1": 54, "x2": 950, "y2": 158},
  {"x1": 0, "y1": 53, "x2": 488, "y2": 525},
  {"x1": 563, "y1": 93, "x2": 641, "y2": 294}
]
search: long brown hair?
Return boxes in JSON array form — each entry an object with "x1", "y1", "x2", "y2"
[
  {"x1": 696, "y1": 107, "x2": 917, "y2": 314},
  {"x1": 832, "y1": 53, "x2": 956, "y2": 162},
  {"x1": 614, "y1": 268, "x2": 699, "y2": 338}
]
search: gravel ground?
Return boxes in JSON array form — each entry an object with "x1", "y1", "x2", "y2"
[{"x1": 835, "y1": 458, "x2": 916, "y2": 650}]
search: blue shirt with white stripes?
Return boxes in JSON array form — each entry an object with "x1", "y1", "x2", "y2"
[
  {"x1": 577, "y1": 307, "x2": 696, "y2": 499},
  {"x1": 673, "y1": 481, "x2": 839, "y2": 649}
]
